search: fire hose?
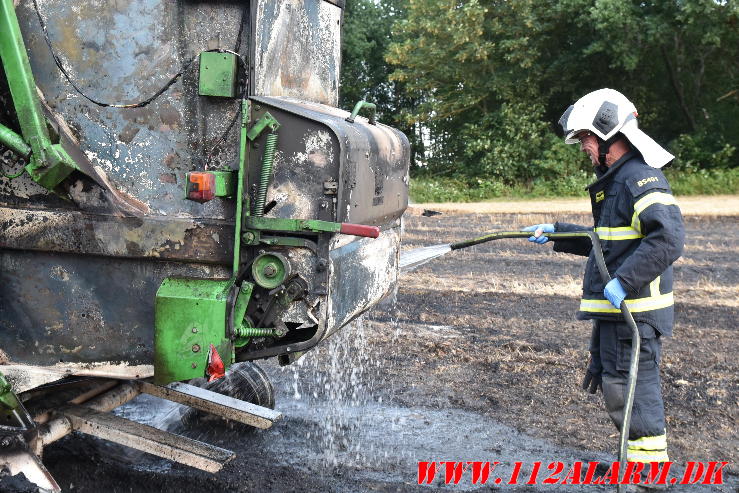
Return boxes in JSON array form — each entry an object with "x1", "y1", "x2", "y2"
[{"x1": 450, "y1": 230, "x2": 639, "y2": 492}]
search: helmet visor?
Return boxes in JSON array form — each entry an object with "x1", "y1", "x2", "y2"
[{"x1": 557, "y1": 105, "x2": 574, "y2": 138}]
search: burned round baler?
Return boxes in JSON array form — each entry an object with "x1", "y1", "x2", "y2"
[{"x1": 0, "y1": 0, "x2": 409, "y2": 488}]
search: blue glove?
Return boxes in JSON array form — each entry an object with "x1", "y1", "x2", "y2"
[
  {"x1": 522, "y1": 224, "x2": 554, "y2": 244},
  {"x1": 604, "y1": 278, "x2": 627, "y2": 309}
]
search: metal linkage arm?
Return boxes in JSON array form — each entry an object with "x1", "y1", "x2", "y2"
[{"x1": 0, "y1": 0, "x2": 80, "y2": 190}]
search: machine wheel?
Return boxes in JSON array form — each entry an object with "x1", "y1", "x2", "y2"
[{"x1": 178, "y1": 361, "x2": 275, "y2": 436}]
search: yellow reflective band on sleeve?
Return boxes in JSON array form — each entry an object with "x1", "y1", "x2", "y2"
[
  {"x1": 649, "y1": 276, "x2": 661, "y2": 297},
  {"x1": 594, "y1": 226, "x2": 644, "y2": 240},
  {"x1": 579, "y1": 292, "x2": 674, "y2": 313},
  {"x1": 631, "y1": 192, "x2": 679, "y2": 233},
  {"x1": 627, "y1": 449, "x2": 670, "y2": 463},
  {"x1": 628, "y1": 433, "x2": 667, "y2": 451}
]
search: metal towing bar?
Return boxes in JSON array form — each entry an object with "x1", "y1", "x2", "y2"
[{"x1": 0, "y1": 376, "x2": 282, "y2": 492}]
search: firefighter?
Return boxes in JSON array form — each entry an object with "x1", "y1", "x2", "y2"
[{"x1": 524, "y1": 89, "x2": 685, "y2": 477}]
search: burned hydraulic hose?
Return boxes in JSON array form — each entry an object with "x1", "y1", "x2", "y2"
[{"x1": 451, "y1": 230, "x2": 639, "y2": 491}]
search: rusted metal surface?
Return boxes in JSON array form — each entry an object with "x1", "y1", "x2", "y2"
[
  {"x1": 1, "y1": 0, "x2": 246, "y2": 369},
  {"x1": 0, "y1": 450, "x2": 60, "y2": 492},
  {"x1": 249, "y1": 96, "x2": 410, "y2": 227},
  {"x1": 139, "y1": 380, "x2": 281, "y2": 429},
  {"x1": 1, "y1": 0, "x2": 409, "y2": 379},
  {"x1": 0, "y1": 250, "x2": 230, "y2": 366},
  {"x1": 235, "y1": 95, "x2": 408, "y2": 360},
  {"x1": 326, "y1": 225, "x2": 402, "y2": 335},
  {"x1": 0, "y1": 206, "x2": 233, "y2": 263},
  {"x1": 62, "y1": 406, "x2": 234, "y2": 472},
  {"x1": 252, "y1": 0, "x2": 342, "y2": 106},
  {"x1": 10, "y1": 0, "x2": 245, "y2": 215}
]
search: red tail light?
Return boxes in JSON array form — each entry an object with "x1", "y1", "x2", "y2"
[{"x1": 187, "y1": 172, "x2": 215, "y2": 202}]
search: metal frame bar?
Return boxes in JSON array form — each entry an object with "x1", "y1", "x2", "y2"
[
  {"x1": 138, "y1": 381, "x2": 281, "y2": 429},
  {"x1": 0, "y1": 0, "x2": 49, "y2": 156},
  {"x1": 233, "y1": 99, "x2": 250, "y2": 273},
  {"x1": 0, "y1": 0, "x2": 78, "y2": 189}
]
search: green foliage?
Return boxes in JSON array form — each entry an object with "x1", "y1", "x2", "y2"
[
  {"x1": 339, "y1": 0, "x2": 425, "y2": 165},
  {"x1": 410, "y1": 176, "x2": 507, "y2": 203},
  {"x1": 671, "y1": 132, "x2": 736, "y2": 171},
  {"x1": 411, "y1": 167, "x2": 739, "y2": 203},
  {"x1": 341, "y1": 0, "x2": 739, "y2": 197},
  {"x1": 529, "y1": 136, "x2": 593, "y2": 196},
  {"x1": 460, "y1": 102, "x2": 549, "y2": 182},
  {"x1": 666, "y1": 167, "x2": 739, "y2": 196}
]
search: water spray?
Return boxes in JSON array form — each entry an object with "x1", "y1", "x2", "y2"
[{"x1": 403, "y1": 230, "x2": 640, "y2": 491}]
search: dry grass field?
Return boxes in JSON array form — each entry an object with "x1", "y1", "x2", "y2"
[{"x1": 375, "y1": 201, "x2": 738, "y2": 476}]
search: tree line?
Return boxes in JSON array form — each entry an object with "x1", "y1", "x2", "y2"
[{"x1": 339, "y1": 0, "x2": 738, "y2": 193}]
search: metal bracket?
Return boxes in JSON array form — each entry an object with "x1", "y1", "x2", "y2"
[
  {"x1": 244, "y1": 216, "x2": 379, "y2": 238},
  {"x1": 345, "y1": 100, "x2": 376, "y2": 124},
  {"x1": 323, "y1": 178, "x2": 338, "y2": 195},
  {"x1": 138, "y1": 381, "x2": 281, "y2": 429},
  {"x1": 258, "y1": 235, "x2": 318, "y2": 255},
  {"x1": 246, "y1": 112, "x2": 281, "y2": 141}
]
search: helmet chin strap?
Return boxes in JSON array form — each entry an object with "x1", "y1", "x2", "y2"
[{"x1": 597, "y1": 134, "x2": 621, "y2": 166}]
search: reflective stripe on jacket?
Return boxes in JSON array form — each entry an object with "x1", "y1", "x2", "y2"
[{"x1": 552, "y1": 152, "x2": 685, "y2": 336}]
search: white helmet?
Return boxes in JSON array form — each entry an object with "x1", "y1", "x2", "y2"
[{"x1": 558, "y1": 88, "x2": 674, "y2": 168}]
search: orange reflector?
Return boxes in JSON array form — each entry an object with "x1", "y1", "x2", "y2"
[
  {"x1": 187, "y1": 172, "x2": 215, "y2": 202},
  {"x1": 206, "y1": 344, "x2": 225, "y2": 382}
]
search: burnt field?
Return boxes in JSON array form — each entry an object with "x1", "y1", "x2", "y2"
[
  {"x1": 382, "y1": 210, "x2": 738, "y2": 476},
  {"x1": 33, "y1": 207, "x2": 739, "y2": 492}
]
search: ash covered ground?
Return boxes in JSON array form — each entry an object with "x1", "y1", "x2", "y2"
[{"x1": 38, "y1": 209, "x2": 738, "y2": 492}]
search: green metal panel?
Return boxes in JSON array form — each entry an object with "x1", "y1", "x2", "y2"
[
  {"x1": 233, "y1": 98, "x2": 250, "y2": 274},
  {"x1": 0, "y1": 123, "x2": 30, "y2": 158},
  {"x1": 212, "y1": 170, "x2": 235, "y2": 197},
  {"x1": 198, "y1": 52, "x2": 237, "y2": 98},
  {"x1": 154, "y1": 278, "x2": 234, "y2": 385},
  {"x1": 244, "y1": 216, "x2": 342, "y2": 234}
]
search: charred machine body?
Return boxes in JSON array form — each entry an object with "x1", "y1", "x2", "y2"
[{"x1": 0, "y1": 0, "x2": 409, "y2": 489}]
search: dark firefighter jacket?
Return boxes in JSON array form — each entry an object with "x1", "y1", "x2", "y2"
[{"x1": 552, "y1": 151, "x2": 685, "y2": 337}]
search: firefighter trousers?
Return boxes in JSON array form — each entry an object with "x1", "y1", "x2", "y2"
[{"x1": 593, "y1": 320, "x2": 669, "y2": 462}]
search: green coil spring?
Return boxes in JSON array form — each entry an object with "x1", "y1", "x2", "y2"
[
  {"x1": 254, "y1": 132, "x2": 278, "y2": 216},
  {"x1": 234, "y1": 326, "x2": 277, "y2": 338}
]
